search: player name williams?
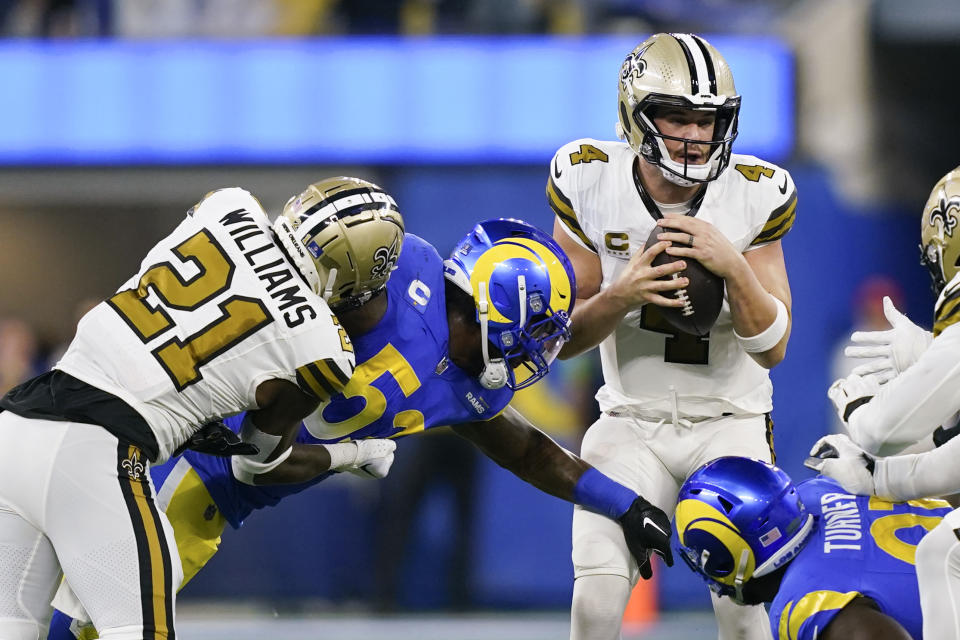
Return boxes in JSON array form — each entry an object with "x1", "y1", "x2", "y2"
[{"x1": 219, "y1": 208, "x2": 316, "y2": 329}]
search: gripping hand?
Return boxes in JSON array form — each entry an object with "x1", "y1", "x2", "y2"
[
  {"x1": 326, "y1": 439, "x2": 397, "y2": 479},
  {"x1": 805, "y1": 434, "x2": 877, "y2": 495},
  {"x1": 845, "y1": 296, "x2": 932, "y2": 383},
  {"x1": 828, "y1": 373, "x2": 880, "y2": 424},
  {"x1": 173, "y1": 420, "x2": 260, "y2": 458},
  {"x1": 619, "y1": 496, "x2": 674, "y2": 580}
]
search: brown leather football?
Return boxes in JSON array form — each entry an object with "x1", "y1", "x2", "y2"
[{"x1": 643, "y1": 226, "x2": 725, "y2": 337}]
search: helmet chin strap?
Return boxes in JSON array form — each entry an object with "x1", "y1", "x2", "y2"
[
  {"x1": 322, "y1": 267, "x2": 338, "y2": 302},
  {"x1": 476, "y1": 281, "x2": 509, "y2": 390},
  {"x1": 733, "y1": 548, "x2": 750, "y2": 602}
]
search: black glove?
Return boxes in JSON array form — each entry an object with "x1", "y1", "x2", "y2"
[
  {"x1": 934, "y1": 423, "x2": 960, "y2": 448},
  {"x1": 619, "y1": 495, "x2": 674, "y2": 580},
  {"x1": 172, "y1": 420, "x2": 260, "y2": 458}
]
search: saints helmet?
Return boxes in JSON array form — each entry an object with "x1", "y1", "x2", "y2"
[
  {"x1": 443, "y1": 218, "x2": 576, "y2": 391},
  {"x1": 920, "y1": 166, "x2": 960, "y2": 297},
  {"x1": 616, "y1": 33, "x2": 741, "y2": 186},
  {"x1": 273, "y1": 176, "x2": 404, "y2": 311},
  {"x1": 675, "y1": 457, "x2": 814, "y2": 602}
]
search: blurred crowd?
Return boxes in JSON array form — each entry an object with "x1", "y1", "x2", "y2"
[{"x1": 0, "y1": 0, "x2": 797, "y2": 38}]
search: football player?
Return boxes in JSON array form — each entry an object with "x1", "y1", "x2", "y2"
[
  {"x1": 809, "y1": 165, "x2": 960, "y2": 640},
  {"x1": 548, "y1": 32, "x2": 796, "y2": 640},
  {"x1": 48, "y1": 215, "x2": 676, "y2": 639},
  {"x1": 0, "y1": 177, "x2": 401, "y2": 639},
  {"x1": 676, "y1": 456, "x2": 950, "y2": 640}
]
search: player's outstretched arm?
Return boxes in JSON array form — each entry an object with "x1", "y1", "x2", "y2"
[
  {"x1": 453, "y1": 405, "x2": 673, "y2": 577},
  {"x1": 820, "y1": 597, "x2": 912, "y2": 640},
  {"x1": 252, "y1": 439, "x2": 396, "y2": 485},
  {"x1": 233, "y1": 380, "x2": 396, "y2": 485}
]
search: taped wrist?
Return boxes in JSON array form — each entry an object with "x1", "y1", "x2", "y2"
[
  {"x1": 572, "y1": 468, "x2": 638, "y2": 519},
  {"x1": 324, "y1": 442, "x2": 360, "y2": 471},
  {"x1": 231, "y1": 445, "x2": 293, "y2": 485},
  {"x1": 734, "y1": 294, "x2": 788, "y2": 353},
  {"x1": 238, "y1": 413, "x2": 283, "y2": 463}
]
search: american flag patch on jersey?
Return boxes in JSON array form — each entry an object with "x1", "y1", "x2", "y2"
[{"x1": 759, "y1": 527, "x2": 782, "y2": 548}]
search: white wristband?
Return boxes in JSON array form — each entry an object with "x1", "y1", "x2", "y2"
[
  {"x1": 238, "y1": 413, "x2": 283, "y2": 464},
  {"x1": 733, "y1": 294, "x2": 788, "y2": 353},
  {"x1": 231, "y1": 445, "x2": 293, "y2": 485},
  {"x1": 325, "y1": 442, "x2": 360, "y2": 470}
]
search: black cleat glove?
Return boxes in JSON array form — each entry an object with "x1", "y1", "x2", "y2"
[
  {"x1": 172, "y1": 420, "x2": 260, "y2": 458},
  {"x1": 619, "y1": 496, "x2": 674, "y2": 580}
]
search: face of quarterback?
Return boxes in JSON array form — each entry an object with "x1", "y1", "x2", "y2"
[{"x1": 650, "y1": 106, "x2": 716, "y2": 166}]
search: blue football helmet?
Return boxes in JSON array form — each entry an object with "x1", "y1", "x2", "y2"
[
  {"x1": 443, "y1": 218, "x2": 576, "y2": 390},
  {"x1": 675, "y1": 457, "x2": 815, "y2": 602}
]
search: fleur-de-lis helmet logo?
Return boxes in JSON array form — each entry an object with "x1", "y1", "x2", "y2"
[{"x1": 929, "y1": 195, "x2": 960, "y2": 238}]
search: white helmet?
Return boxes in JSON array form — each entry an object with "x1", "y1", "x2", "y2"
[
  {"x1": 616, "y1": 33, "x2": 741, "y2": 186},
  {"x1": 273, "y1": 176, "x2": 404, "y2": 311}
]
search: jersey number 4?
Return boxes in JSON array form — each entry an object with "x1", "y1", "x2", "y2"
[
  {"x1": 639, "y1": 305, "x2": 710, "y2": 365},
  {"x1": 108, "y1": 230, "x2": 272, "y2": 390}
]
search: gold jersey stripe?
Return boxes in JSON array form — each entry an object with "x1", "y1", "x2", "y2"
[
  {"x1": 934, "y1": 288, "x2": 960, "y2": 336},
  {"x1": 778, "y1": 590, "x2": 860, "y2": 640},
  {"x1": 547, "y1": 177, "x2": 597, "y2": 252},
  {"x1": 296, "y1": 358, "x2": 350, "y2": 401},
  {"x1": 752, "y1": 189, "x2": 797, "y2": 245}
]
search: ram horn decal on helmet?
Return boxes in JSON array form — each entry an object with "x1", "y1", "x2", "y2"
[
  {"x1": 443, "y1": 218, "x2": 576, "y2": 391},
  {"x1": 675, "y1": 457, "x2": 814, "y2": 602}
]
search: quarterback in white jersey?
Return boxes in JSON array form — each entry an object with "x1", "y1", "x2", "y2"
[
  {"x1": 0, "y1": 177, "x2": 403, "y2": 639},
  {"x1": 551, "y1": 33, "x2": 795, "y2": 640},
  {"x1": 811, "y1": 165, "x2": 960, "y2": 640}
]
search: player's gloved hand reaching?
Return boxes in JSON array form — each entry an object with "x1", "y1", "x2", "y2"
[
  {"x1": 828, "y1": 372, "x2": 880, "y2": 424},
  {"x1": 845, "y1": 296, "x2": 932, "y2": 383},
  {"x1": 805, "y1": 434, "x2": 877, "y2": 495},
  {"x1": 172, "y1": 420, "x2": 260, "y2": 458},
  {"x1": 619, "y1": 496, "x2": 674, "y2": 579},
  {"x1": 324, "y1": 439, "x2": 397, "y2": 479}
]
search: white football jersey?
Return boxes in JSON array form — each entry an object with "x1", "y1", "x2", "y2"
[
  {"x1": 549, "y1": 139, "x2": 797, "y2": 418},
  {"x1": 57, "y1": 188, "x2": 354, "y2": 462}
]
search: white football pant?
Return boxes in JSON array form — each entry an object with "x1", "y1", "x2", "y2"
[
  {"x1": 917, "y1": 507, "x2": 960, "y2": 640},
  {"x1": 0, "y1": 412, "x2": 182, "y2": 640},
  {"x1": 570, "y1": 411, "x2": 774, "y2": 640}
]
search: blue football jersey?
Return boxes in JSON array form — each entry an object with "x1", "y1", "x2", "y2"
[
  {"x1": 180, "y1": 234, "x2": 514, "y2": 528},
  {"x1": 769, "y1": 477, "x2": 951, "y2": 640}
]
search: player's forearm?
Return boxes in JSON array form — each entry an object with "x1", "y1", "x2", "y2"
[
  {"x1": 848, "y1": 346, "x2": 960, "y2": 455},
  {"x1": 875, "y1": 441, "x2": 960, "y2": 501},
  {"x1": 455, "y1": 408, "x2": 586, "y2": 501},
  {"x1": 725, "y1": 258, "x2": 790, "y2": 368},
  {"x1": 254, "y1": 443, "x2": 332, "y2": 485},
  {"x1": 559, "y1": 291, "x2": 630, "y2": 359}
]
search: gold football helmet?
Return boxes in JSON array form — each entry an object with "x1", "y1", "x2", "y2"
[
  {"x1": 273, "y1": 176, "x2": 404, "y2": 310},
  {"x1": 616, "y1": 33, "x2": 741, "y2": 186},
  {"x1": 920, "y1": 166, "x2": 960, "y2": 296}
]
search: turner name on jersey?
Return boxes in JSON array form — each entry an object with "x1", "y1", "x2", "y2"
[
  {"x1": 548, "y1": 138, "x2": 797, "y2": 418},
  {"x1": 56, "y1": 188, "x2": 354, "y2": 462}
]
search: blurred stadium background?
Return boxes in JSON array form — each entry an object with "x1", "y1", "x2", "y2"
[{"x1": 0, "y1": 0, "x2": 958, "y2": 636}]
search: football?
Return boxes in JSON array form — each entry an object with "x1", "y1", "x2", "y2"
[{"x1": 643, "y1": 226, "x2": 725, "y2": 336}]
